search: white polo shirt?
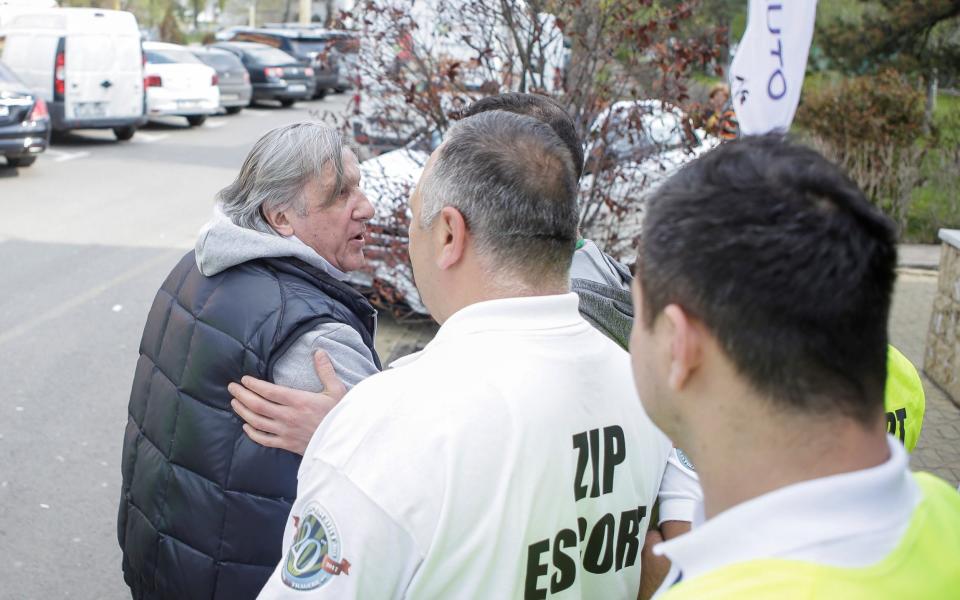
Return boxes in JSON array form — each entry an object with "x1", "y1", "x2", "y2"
[
  {"x1": 653, "y1": 436, "x2": 921, "y2": 595},
  {"x1": 259, "y1": 293, "x2": 698, "y2": 599}
]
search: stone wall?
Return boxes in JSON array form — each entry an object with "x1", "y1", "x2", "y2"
[{"x1": 925, "y1": 230, "x2": 960, "y2": 402}]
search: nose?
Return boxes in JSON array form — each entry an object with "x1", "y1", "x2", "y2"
[{"x1": 354, "y1": 191, "x2": 375, "y2": 221}]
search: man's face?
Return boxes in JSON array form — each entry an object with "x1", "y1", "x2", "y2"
[
  {"x1": 407, "y1": 151, "x2": 440, "y2": 314},
  {"x1": 629, "y1": 276, "x2": 674, "y2": 436},
  {"x1": 287, "y1": 148, "x2": 374, "y2": 273}
]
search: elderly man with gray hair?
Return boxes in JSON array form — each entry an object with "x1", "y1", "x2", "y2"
[
  {"x1": 256, "y1": 111, "x2": 692, "y2": 599},
  {"x1": 117, "y1": 122, "x2": 379, "y2": 600}
]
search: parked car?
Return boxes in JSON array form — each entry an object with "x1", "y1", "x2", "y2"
[
  {"x1": 190, "y1": 47, "x2": 252, "y2": 114},
  {"x1": 263, "y1": 24, "x2": 359, "y2": 93},
  {"x1": 0, "y1": 60, "x2": 50, "y2": 167},
  {"x1": 351, "y1": 101, "x2": 716, "y2": 314},
  {"x1": 209, "y1": 41, "x2": 313, "y2": 107},
  {"x1": 218, "y1": 27, "x2": 339, "y2": 99},
  {"x1": 0, "y1": 7, "x2": 146, "y2": 140},
  {"x1": 142, "y1": 42, "x2": 219, "y2": 126}
]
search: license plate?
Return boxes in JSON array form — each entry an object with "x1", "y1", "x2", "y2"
[
  {"x1": 0, "y1": 106, "x2": 9, "y2": 117},
  {"x1": 221, "y1": 94, "x2": 239, "y2": 101},
  {"x1": 288, "y1": 84, "x2": 307, "y2": 93},
  {"x1": 74, "y1": 102, "x2": 106, "y2": 119},
  {"x1": 177, "y1": 100, "x2": 199, "y2": 109}
]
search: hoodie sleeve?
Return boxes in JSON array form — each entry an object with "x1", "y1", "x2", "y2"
[{"x1": 272, "y1": 324, "x2": 381, "y2": 392}]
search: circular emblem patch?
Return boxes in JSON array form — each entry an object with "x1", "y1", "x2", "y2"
[
  {"x1": 675, "y1": 448, "x2": 695, "y2": 472},
  {"x1": 282, "y1": 503, "x2": 346, "y2": 591}
]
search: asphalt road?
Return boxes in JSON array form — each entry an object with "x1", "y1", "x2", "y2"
[{"x1": 0, "y1": 95, "x2": 361, "y2": 599}]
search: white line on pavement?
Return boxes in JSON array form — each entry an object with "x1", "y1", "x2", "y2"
[
  {"x1": 45, "y1": 149, "x2": 91, "y2": 163},
  {"x1": 244, "y1": 109, "x2": 269, "y2": 117},
  {"x1": 204, "y1": 120, "x2": 227, "y2": 129},
  {"x1": 134, "y1": 132, "x2": 170, "y2": 143}
]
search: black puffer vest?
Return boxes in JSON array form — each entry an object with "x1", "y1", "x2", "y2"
[{"x1": 118, "y1": 251, "x2": 379, "y2": 600}]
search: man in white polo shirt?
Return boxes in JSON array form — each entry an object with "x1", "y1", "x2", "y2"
[
  {"x1": 252, "y1": 110, "x2": 697, "y2": 599},
  {"x1": 629, "y1": 135, "x2": 960, "y2": 598}
]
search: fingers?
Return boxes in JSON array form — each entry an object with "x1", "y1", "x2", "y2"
[
  {"x1": 228, "y1": 382, "x2": 283, "y2": 419},
  {"x1": 242, "y1": 423, "x2": 286, "y2": 451},
  {"x1": 231, "y1": 397, "x2": 281, "y2": 436},
  {"x1": 313, "y1": 350, "x2": 347, "y2": 399},
  {"x1": 237, "y1": 375, "x2": 298, "y2": 407}
]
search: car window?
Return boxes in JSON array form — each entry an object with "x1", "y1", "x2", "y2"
[
  {"x1": 146, "y1": 49, "x2": 204, "y2": 65},
  {"x1": 599, "y1": 105, "x2": 686, "y2": 161},
  {"x1": 0, "y1": 61, "x2": 19, "y2": 84},
  {"x1": 289, "y1": 39, "x2": 330, "y2": 55},
  {"x1": 195, "y1": 52, "x2": 240, "y2": 70},
  {"x1": 233, "y1": 33, "x2": 282, "y2": 48},
  {"x1": 248, "y1": 47, "x2": 297, "y2": 64}
]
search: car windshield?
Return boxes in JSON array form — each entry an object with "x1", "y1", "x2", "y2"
[
  {"x1": 596, "y1": 105, "x2": 687, "y2": 161},
  {"x1": 195, "y1": 52, "x2": 240, "y2": 70},
  {"x1": 407, "y1": 129, "x2": 443, "y2": 154},
  {"x1": 0, "y1": 61, "x2": 19, "y2": 84},
  {"x1": 289, "y1": 39, "x2": 330, "y2": 55},
  {"x1": 248, "y1": 47, "x2": 297, "y2": 64},
  {"x1": 146, "y1": 49, "x2": 204, "y2": 65}
]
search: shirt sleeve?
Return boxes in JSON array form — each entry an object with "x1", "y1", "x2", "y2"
[
  {"x1": 657, "y1": 448, "x2": 702, "y2": 525},
  {"x1": 258, "y1": 459, "x2": 422, "y2": 600},
  {"x1": 272, "y1": 323, "x2": 380, "y2": 391}
]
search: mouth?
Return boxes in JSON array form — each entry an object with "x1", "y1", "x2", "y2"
[{"x1": 350, "y1": 231, "x2": 365, "y2": 244}]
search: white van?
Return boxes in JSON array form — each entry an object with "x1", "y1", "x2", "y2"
[{"x1": 0, "y1": 7, "x2": 146, "y2": 140}]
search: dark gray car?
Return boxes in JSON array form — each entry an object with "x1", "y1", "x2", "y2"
[
  {"x1": 191, "y1": 47, "x2": 252, "y2": 114},
  {"x1": 0, "y1": 61, "x2": 50, "y2": 168}
]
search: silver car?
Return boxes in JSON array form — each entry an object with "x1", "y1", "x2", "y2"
[{"x1": 191, "y1": 47, "x2": 252, "y2": 114}]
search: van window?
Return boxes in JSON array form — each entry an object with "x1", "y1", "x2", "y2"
[
  {"x1": 289, "y1": 39, "x2": 329, "y2": 55},
  {"x1": 233, "y1": 33, "x2": 282, "y2": 48},
  {"x1": 146, "y1": 49, "x2": 204, "y2": 65},
  {"x1": 247, "y1": 47, "x2": 297, "y2": 65}
]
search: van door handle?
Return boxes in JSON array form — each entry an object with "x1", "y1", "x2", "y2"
[{"x1": 101, "y1": 80, "x2": 113, "y2": 89}]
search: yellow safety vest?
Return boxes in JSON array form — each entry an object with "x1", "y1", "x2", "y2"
[
  {"x1": 884, "y1": 345, "x2": 925, "y2": 452},
  {"x1": 659, "y1": 472, "x2": 960, "y2": 599}
]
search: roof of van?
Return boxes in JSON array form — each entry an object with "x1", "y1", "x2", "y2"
[
  {"x1": 143, "y1": 41, "x2": 190, "y2": 51},
  {"x1": 4, "y1": 7, "x2": 139, "y2": 30},
  {"x1": 226, "y1": 26, "x2": 348, "y2": 40}
]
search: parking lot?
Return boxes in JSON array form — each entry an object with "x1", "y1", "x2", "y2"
[{"x1": 0, "y1": 93, "x2": 433, "y2": 599}]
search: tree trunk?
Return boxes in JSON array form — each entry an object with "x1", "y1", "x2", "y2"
[{"x1": 924, "y1": 67, "x2": 938, "y2": 133}]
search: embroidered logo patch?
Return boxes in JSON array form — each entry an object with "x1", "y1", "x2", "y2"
[
  {"x1": 282, "y1": 503, "x2": 351, "y2": 591},
  {"x1": 675, "y1": 448, "x2": 695, "y2": 472}
]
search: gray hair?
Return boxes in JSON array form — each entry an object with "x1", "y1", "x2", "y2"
[
  {"x1": 218, "y1": 122, "x2": 346, "y2": 230},
  {"x1": 418, "y1": 110, "x2": 579, "y2": 282}
]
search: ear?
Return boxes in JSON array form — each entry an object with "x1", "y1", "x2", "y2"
[
  {"x1": 262, "y1": 205, "x2": 295, "y2": 237},
  {"x1": 435, "y1": 206, "x2": 468, "y2": 270},
  {"x1": 662, "y1": 304, "x2": 704, "y2": 392}
]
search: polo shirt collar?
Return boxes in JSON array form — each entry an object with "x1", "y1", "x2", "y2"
[
  {"x1": 388, "y1": 293, "x2": 583, "y2": 368},
  {"x1": 654, "y1": 436, "x2": 919, "y2": 580}
]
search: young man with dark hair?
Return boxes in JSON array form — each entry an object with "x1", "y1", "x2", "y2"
[{"x1": 629, "y1": 135, "x2": 960, "y2": 598}]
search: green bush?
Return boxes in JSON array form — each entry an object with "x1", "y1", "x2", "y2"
[{"x1": 796, "y1": 70, "x2": 928, "y2": 236}]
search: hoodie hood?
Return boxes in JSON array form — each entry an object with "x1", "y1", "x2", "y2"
[{"x1": 195, "y1": 206, "x2": 347, "y2": 279}]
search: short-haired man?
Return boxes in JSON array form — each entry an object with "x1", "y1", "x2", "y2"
[
  {"x1": 629, "y1": 135, "x2": 960, "y2": 598},
  {"x1": 255, "y1": 111, "x2": 695, "y2": 598},
  {"x1": 118, "y1": 123, "x2": 379, "y2": 599}
]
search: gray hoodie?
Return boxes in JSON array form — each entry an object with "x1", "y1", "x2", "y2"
[{"x1": 195, "y1": 208, "x2": 380, "y2": 392}]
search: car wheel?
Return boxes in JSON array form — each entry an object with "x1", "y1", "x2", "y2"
[
  {"x1": 113, "y1": 126, "x2": 136, "y2": 141},
  {"x1": 7, "y1": 156, "x2": 37, "y2": 168},
  {"x1": 312, "y1": 89, "x2": 327, "y2": 100},
  {"x1": 334, "y1": 87, "x2": 346, "y2": 94},
  {"x1": 225, "y1": 106, "x2": 243, "y2": 115},
  {"x1": 186, "y1": 115, "x2": 207, "y2": 127},
  {"x1": 279, "y1": 99, "x2": 295, "y2": 108}
]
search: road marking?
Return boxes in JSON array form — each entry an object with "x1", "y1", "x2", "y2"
[
  {"x1": 0, "y1": 249, "x2": 181, "y2": 348},
  {"x1": 45, "y1": 149, "x2": 91, "y2": 163},
  {"x1": 244, "y1": 109, "x2": 269, "y2": 117},
  {"x1": 135, "y1": 132, "x2": 170, "y2": 143},
  {"x1": 204, "y1": 120, "x2": 227, "y2": 129}
]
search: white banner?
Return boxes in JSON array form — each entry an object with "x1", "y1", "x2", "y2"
[{"x1": 728, "y1": 0, "x2": 818, "y2": 135}]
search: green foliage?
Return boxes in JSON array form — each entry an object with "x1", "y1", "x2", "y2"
[{"x1": 796, "y1": 70, "x2": 929, "y2": 235}]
